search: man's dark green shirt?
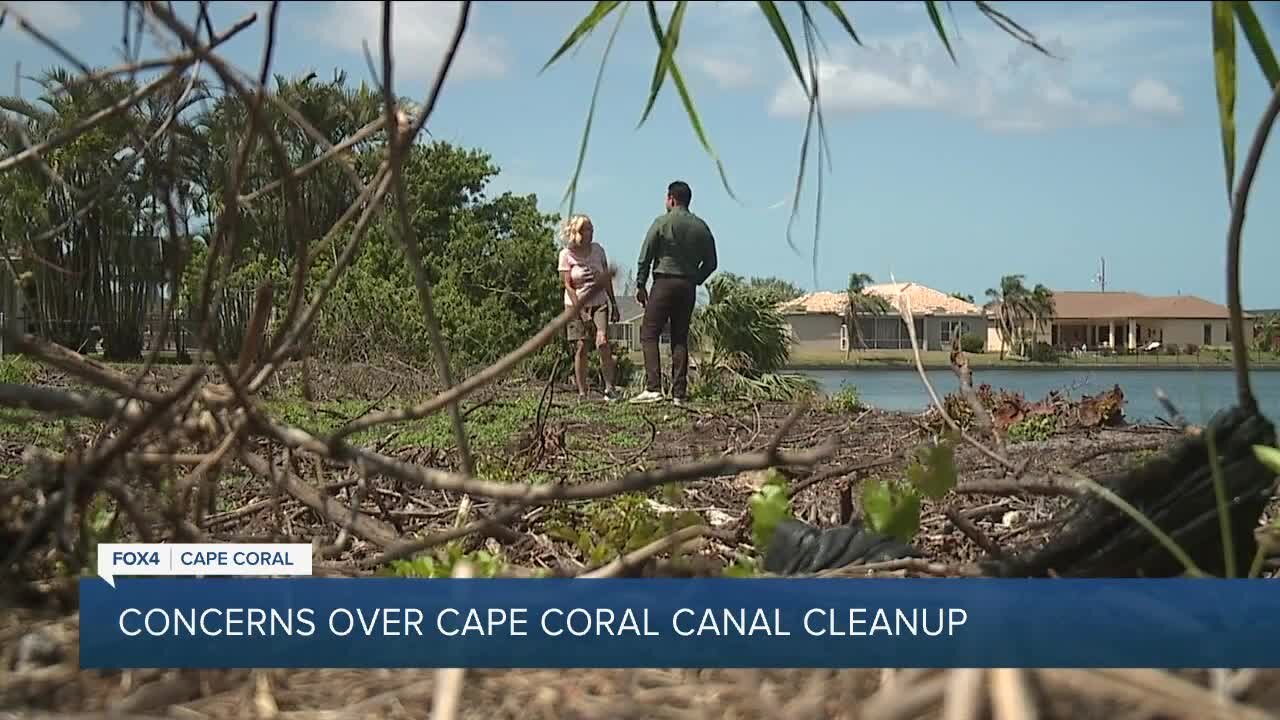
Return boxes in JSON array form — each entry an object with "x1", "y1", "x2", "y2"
[{"x1": 635, "y1": 207, "x2": 718, "y2": 287}]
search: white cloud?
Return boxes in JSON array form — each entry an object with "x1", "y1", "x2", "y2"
[
  {"x1": 765, "y1": 5, "x2": 1194, "y2": 133},
  {"x1": 310, "y1": 1, "x2": 507, "y2": 83},
  {"x1": 688, "y1": 52, "x2": 758, "y2": 90},
  {"x1": 3, "y1": 0, "x2": 82, "y2": 33},
  {"x1": 1129, "y1": 78, "x2": 1183, "y2": 116}
]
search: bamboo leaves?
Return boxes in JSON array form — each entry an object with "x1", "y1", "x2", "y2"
[
  {"x1": 925, "y1": 0, "x2": 957, "y2": 64},
  {"x1": 1211, "y1": 1, "x2": 1279, "y2": 201},
  {"x1": 540, "y1": 1, "x2": 622, "y2": 74},
  {"x1": 1214, "y1": 2, "x2": 1238, "y2": 199},
  {"x1": 1233, "y1": 1, "x2": 1280, "y2": 88},
  {"x1": 541, "y1": 0, "x2": 1052, "y2": 253}
]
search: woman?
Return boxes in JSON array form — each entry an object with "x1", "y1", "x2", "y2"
[{"x1": 557, "y1": 213, "x2": 622, "y2": 401}]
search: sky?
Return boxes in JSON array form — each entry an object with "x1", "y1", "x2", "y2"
[{"x1": 3, "y1": 0, "x2": 1279, "y2": 307}]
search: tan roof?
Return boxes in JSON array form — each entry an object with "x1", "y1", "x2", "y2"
[
  {"x1": 997, "y1": 290, "x2": 1250, "y2": 320},
  {"x1": 778, "y1": 290, "x2": 848, "y2": 315},
  {"x1": 864, "y1": 282, "x2": 983, "y2": 315},
  {"x1": 777, "y1": 283, "x2": 982, "y2": 317}
]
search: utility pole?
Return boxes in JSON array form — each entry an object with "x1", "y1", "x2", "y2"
[{"x1": 1094, "y1": 257, "x2": 1106, "y2": 292}]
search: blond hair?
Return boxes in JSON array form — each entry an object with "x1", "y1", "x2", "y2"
[{"x1": 558, "y1": 213, "x2": 594, "y2": 248}]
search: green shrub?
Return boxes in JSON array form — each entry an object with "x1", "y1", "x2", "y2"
[
  {"x1": 693, "y1": 275, "x2": 792, "y2": 375},
  {"x1": 1028, "y1": 341, "x2": 1058, "y2": 364},
  {"x1": 826, "y1": 384, "x2": 862, "y2": 413},
  {"x1": 1006, "y1": 414, "x2": 1056, "y2": 443},
  {"x1": 959, "y1": 333, "x2": 984, "y2": 353}
]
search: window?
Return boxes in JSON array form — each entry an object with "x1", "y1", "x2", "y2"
[
  {"x1": 1204, "y1": 323, "x2": 1213, "y2": 345},
  {"x1": 940, "y1": 320, "x2": 965, "y2": 344},
  {"x1": 839, "y1": 323, "x2": 849, "y2": 351},
  {"x1": 1226, "y1": 324, "x2": 1231, "y2": 343}
]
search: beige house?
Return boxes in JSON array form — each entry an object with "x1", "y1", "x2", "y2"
[
  {"x1": 608, "y1": 296, "x2": 645, "y2": 352},
  {"x1": 778, "y1": 282, "x2": 988, "y2": 353},
  {"x1": 986, "y1": 290, "x2": 1253, "y2": 353}
]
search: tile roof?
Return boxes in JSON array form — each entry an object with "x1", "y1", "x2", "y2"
[
  {"x1": 777, "y1": 290, "x2": 848, "y2": 315},
  {"x1": 777, "y1": 283, "x2": 983, "y2": 317},
  {"x1": 990, "y1": 291, "x2": 1250, "y2": 320}
]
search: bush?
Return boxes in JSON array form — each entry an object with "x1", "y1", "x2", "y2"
[
  {"x1": 825, "y1": 384, "x2": 862, "y2": 413},
  {"x1": 692, "y1": 275, "x2": 792, "y2": 375},
  {"x1": 1028, "y1": 341, "x2": 1058, "y2": 364},
  {"x1": 1006, "y1": 414, "x2": 1056, "y2": 443},
  {"x1": 959, "y1": 333, "x2": 984, "y2": 353}
]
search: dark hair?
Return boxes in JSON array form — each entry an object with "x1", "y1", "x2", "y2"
[{"x1": 667, "y1": 180, "x2": 692, "y2": 207}]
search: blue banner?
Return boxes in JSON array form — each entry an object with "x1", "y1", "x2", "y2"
[{"x1": 78, "y1": 577, "x2": 1280, "y2": 669}]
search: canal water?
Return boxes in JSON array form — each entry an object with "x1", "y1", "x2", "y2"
[{"x1": 799, "y1": 368, "x2": 1280, "y2": 424}]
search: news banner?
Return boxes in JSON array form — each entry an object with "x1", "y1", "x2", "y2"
[{"x1": 80, "y1": 542, "x2": 1280, "y2": 669}]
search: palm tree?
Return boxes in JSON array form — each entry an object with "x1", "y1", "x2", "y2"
[
  {"x1": 984, "y1": 274, "x2": 1031, "y2": 361},
  {"x1": 1025, "y1": 283, "x2": 1056, "y2": 355},
  {"x1": 693, "y1": 274, "x2": 791, "y2": 375},
  {"x1": 844, "y1": 272, "x2": 891, "y2": 359}
]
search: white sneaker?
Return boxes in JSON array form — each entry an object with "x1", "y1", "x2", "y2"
[{"x1": 628, "y1": 390, "x2": 664, "y2": 404}]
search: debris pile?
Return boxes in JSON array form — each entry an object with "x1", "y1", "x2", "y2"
[{"x1": 931, "y1": 383, "x2": 1127, "y2": 433}]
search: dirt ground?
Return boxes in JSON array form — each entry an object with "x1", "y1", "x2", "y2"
[{"x1": 3, "y1": 363, "x2": 1279, "y2": 719}]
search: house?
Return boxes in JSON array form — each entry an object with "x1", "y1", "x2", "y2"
[
  {"x1": 777, "y1": 282, "x2": 988, "y2": 353},
  {"x1": 608, "y1": 296, "x2": 645, "y2": 352},
  {"x1": 986, "y1": 290, "x2": 1254, "y2": 353}
]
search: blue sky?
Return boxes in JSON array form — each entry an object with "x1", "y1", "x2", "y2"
[{"x1": 3, "y1": 1, "x2": 1279, "y2": 307}]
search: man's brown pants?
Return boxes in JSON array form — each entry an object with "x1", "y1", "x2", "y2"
[{"x1": 639, "y1": 274, "x2": 696, "y2": 399}]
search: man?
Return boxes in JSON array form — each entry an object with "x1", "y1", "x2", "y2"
[{"x1": 630, "y1": 180, "x2": 718, "y2": 406}]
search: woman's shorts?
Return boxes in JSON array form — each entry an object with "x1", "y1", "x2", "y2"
[{"x1": 567, "y1": 305, "x2": 610, "y2": 344}]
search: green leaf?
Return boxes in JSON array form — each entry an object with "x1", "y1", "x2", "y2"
[
  {"x1": 756, "y1": 2, "x2": 809, "y2": 96},
  {"x1": 818, "y1": 0, "x2": 862, "y2": 46},
  {"x1": 1233, "y1": 2, "x2": 1280, "y2": 88},
  {"x1": 1212, "y1": 1, "x2": 1238, "y2": 199},
  {"x1": 724, "y1": 554, "x2": 759, "y2": 577},
  {"x1": 664, "y1": 38, "x2": 739, "y2": 200},
  {"x1": 1255, "y1": 444, "x2": 1280, "y2": 475},
  {"x1": 634, "y1": 2, "x2": 740, "y2": 200},
  {"x1": 906, "y1": 438, "x2": 958, "y2": 499},
  {"x1": 748, "y1": 482, "x2": 792, "y2": 551},
  {"x1": 639, "y1": 1, "x2": 689, "y2": 127},
  {"x1": 861, "y1": 479, "x2": 921, "y2": 543},
  {"x1": 925, "y1": 0, "x2": 957, "y2": 64},
  {"x1": 760, "y1": 467, "x2": 788, "y2": 488},
  {"x1": 561, "y1": 1, "x2": 629, "y2": 213},
  {"x1": 540, "y1": 1, "x2": 622, "y2": 74}
]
